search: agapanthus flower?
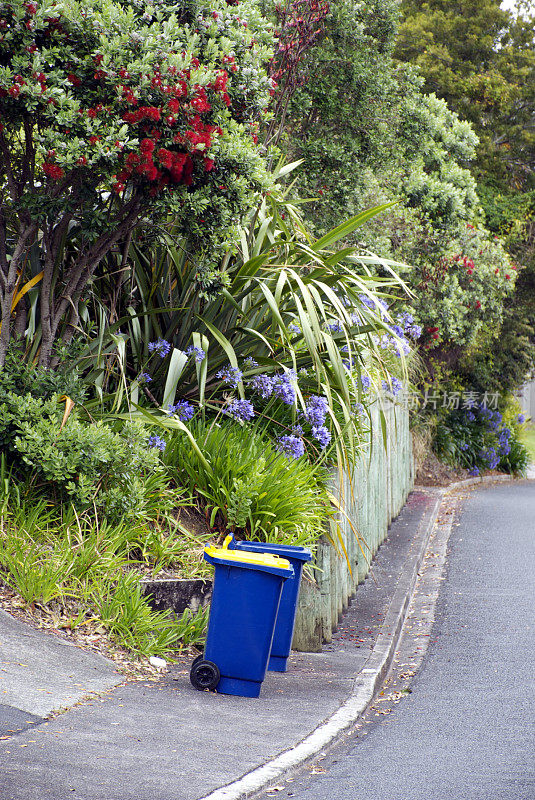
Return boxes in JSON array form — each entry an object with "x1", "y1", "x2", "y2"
[
  {"x1": 288, "y1": 323, "x2": 301, "y2": 335},
  {"x1": 326, "y1": 320, "x2": 343, "y2": 334},
  {"x1": 139, "y1": 372, "x2": 152, "y2": 383},
  {"x1": 273, "y1": 372, "x2": 296, "y2": 405},
  {"x1": 224, "y1": 399, "x2": 255, "y2": 421},
  {"x1": 382, "y1": 377, "x2": 403, "y2": 396},
  {"x1": 517, "y1": 414, "x2": 526, "y2": 424},
  {"x1": 359, "y1": 294, "x2": 388, "y2": 318},
  {"x1": 168, "y1": 400, "x2": 195, "y2": 422},
  {"x1": 304, "y1": 395, "x2": 329, "y2": 427},
  {"x1": 480, "y1": 447, "x2": 499, "y2": 469},
  {"x1": 248, "y1": 373, "x2": 274, "y2": 399},
  {"x1": 216, "y1": 364, "x2": 243, "y2": 389},
  {"x1": 397, "y1": 312, "x2": 422, "y2": 340},
  {"x1": 148, "y1": 434, "x2": 166, "y2": 451},
  {"x1": 185, "y1": 345, "x2": 206, "y2": 363},
  {"x1": 393, "y1": 338, "x2": 411, "y2": 358},
  {"x1": 360, "y1": 375, "x2": 372, "y2": 392},
  {"x1": 468, "y1": 466, "x2": 480, "y2": 476},
  {"x1": 242, "y1": 356, "x2": 258, "y2": 369},
  {"x1": 312, "y1": 425, "x2": 331, "y2": 449},
  {"x1": 148, "y1": 339, "x2": 171, "y2": 358},
  {"x1": 359, "y1": 294, "x2": 377, "y2": 311},
  {"x1": 276, "y1": 435, "x2": 305, "y2": 460},
  {"x1": 341, "y1": 344, "x2": 353, "y2": 370}
]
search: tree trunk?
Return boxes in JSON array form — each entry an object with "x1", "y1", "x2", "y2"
[{"x1": 0, "y1": 223, "x2": 38, "y2": 368}]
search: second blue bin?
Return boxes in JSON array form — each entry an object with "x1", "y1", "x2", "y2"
[
  {"x1": 227, "y1": 534, "x2": 312, "y2": 672},
  {"x1": 195, "y1": 544, "x2": 294, "y2": 697}
]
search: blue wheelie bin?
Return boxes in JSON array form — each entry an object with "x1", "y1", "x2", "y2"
[
  {"x1": 189, "y1": 544, "x2": 294, "y2": 698},
  {"x1": 226, "y1": 534, "x2": 312, "y2": 672}
]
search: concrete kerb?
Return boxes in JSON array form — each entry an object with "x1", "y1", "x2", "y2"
[{"x1": 197, "y1": 473, "x2": 519, "y2": 800}]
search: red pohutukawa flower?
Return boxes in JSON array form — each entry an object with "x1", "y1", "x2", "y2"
[{"x1": 42, "y1": 162, "x2": 64, "y2": 180}]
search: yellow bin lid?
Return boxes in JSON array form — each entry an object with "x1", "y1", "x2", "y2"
[{"x1": 203, "y1": 545, "x2": 293, "y2": 576}]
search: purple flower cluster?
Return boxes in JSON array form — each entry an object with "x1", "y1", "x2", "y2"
[
  {"x1": 272, "y1": 372, "x2": 296, "y2": 405},
  {"x1": 148, "y1": 434, "x2": 166, "y2": 451},
  {"x1": 304, "y1": 395, "x2": 329, "y2": 427},
  {"x1": 168, "y1": 400, "x2": 195, "y2": 422},
  {"x1": 148, "y1": 339, "x2": 171, "y2": 358},
  {"x1": 468, "y1": 466, "x2": 480, "y2": 476},
  {"x1": 382, "y1": 376, "x2": 403, "y2": 396},
  {"x1": 216, "y1": 364, "x2": 243, "y2": 389},
  {"x1": 341, "y1": 344, "x2": 353, "y2": 371},
  {"x1": 276, "y1": 435, "x2": 305, "y2": 460},
  {"x1": 248, "y1": 373, "x2": 274, "y2": 399},
  {"x1": 185, "y1": 345, "x2": 206, "y2": 363},
  {"x1": 359, "y1": 295, "x2": 389, "y2": 319},
  {"x1": 360, "y1": 374, "x2": 372, "y2": 392},
  {"x1": 242, "y1": 356, "x2": 258, "y2": 369},
  {"x1": 480, "y1": 446, "x2": 500, "y2": 470},
  {"x1": 302, "y1": 395, "x2": 331, "y2": 449},
  {"x1": 312, "y1": 425, "x2": 331, "y2": 448},
  {"x1": 397, "y1": 312, "x2": 422, "y2": 340},
  {"x1": 460, "y1": 402, "x2": 518, "y2": 470},
  {"x1": 139, "y1": 371, "x2": 152, "y2": 383},
  {"x1": 224, "y1": 399, "x2": 255, "y2": 421},
  {"x1": 486, "y1": 409, "x2": 503, "y2": 431},
  {"x1": 326, "y1": 320, "x2": 343, "y2": 333},
  {"x1": 498, "y1": 427, "x2": 511, "y2": 456},
  {"x1": 288, "y1": 323, "x2": 301, "y2": 335},
  {"x1": 378, "y1": 332, "x2": 410, "y2": 358},
  {"x1": 353, "y1": 402, "x2": 365, "y2": 417}
]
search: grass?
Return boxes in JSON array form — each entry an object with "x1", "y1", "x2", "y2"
[
  {"x1": 520, "y1": 424, "x2": 535, "y2": 464},
  {"x1": 0, "y1": 486, "x2": 212, "y2": 661}
]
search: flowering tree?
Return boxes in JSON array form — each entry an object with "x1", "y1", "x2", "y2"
[
  {"x1": 0, "y1": 0, "x2": 275, "y2": 366},
  {"x1": 415, "y1": 223, "x2": 516, "y2": 363}
]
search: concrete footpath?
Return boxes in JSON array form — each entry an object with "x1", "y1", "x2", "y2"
[{"x1": 0, "y1": 477, "x2": 521, "y2": 800}]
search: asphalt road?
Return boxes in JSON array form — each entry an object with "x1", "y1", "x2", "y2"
[{"x1": 267, "y1": 482, "x2": 535, "y2": 800}]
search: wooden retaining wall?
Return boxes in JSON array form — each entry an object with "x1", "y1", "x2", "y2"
[{"x1": 292, "y1": 401, "x2": 414, "y2": 651}]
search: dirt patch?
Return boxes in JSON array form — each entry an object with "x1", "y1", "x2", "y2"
[
  {"x1": 415, "y1": 450, "x2": 511, "y2": 487},
  {"x1": 415, "y1": 450, "x2": 469, "y2": 486}
]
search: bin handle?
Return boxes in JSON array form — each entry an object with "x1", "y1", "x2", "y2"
[{"x1": 222, "y1": 533, "x2": 234, "y2": 550}]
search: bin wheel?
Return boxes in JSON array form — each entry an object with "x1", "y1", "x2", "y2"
[
  {"x1": 190, "y1": 659, "x2": 220, "y2": 691},
  {"x1": 191, "y1": 654, "x2": 204, "y2": 670}
]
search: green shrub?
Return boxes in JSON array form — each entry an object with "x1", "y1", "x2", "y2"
[
  {"x1": 433, "y1": 399, "x2": 529, "y2": 476},
  {"x1": 0, "y1": 345, "x2": 87, "y2": 404},
  {"x1": 0, "y1": 389, "x2": 171, "y2": 523}
]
